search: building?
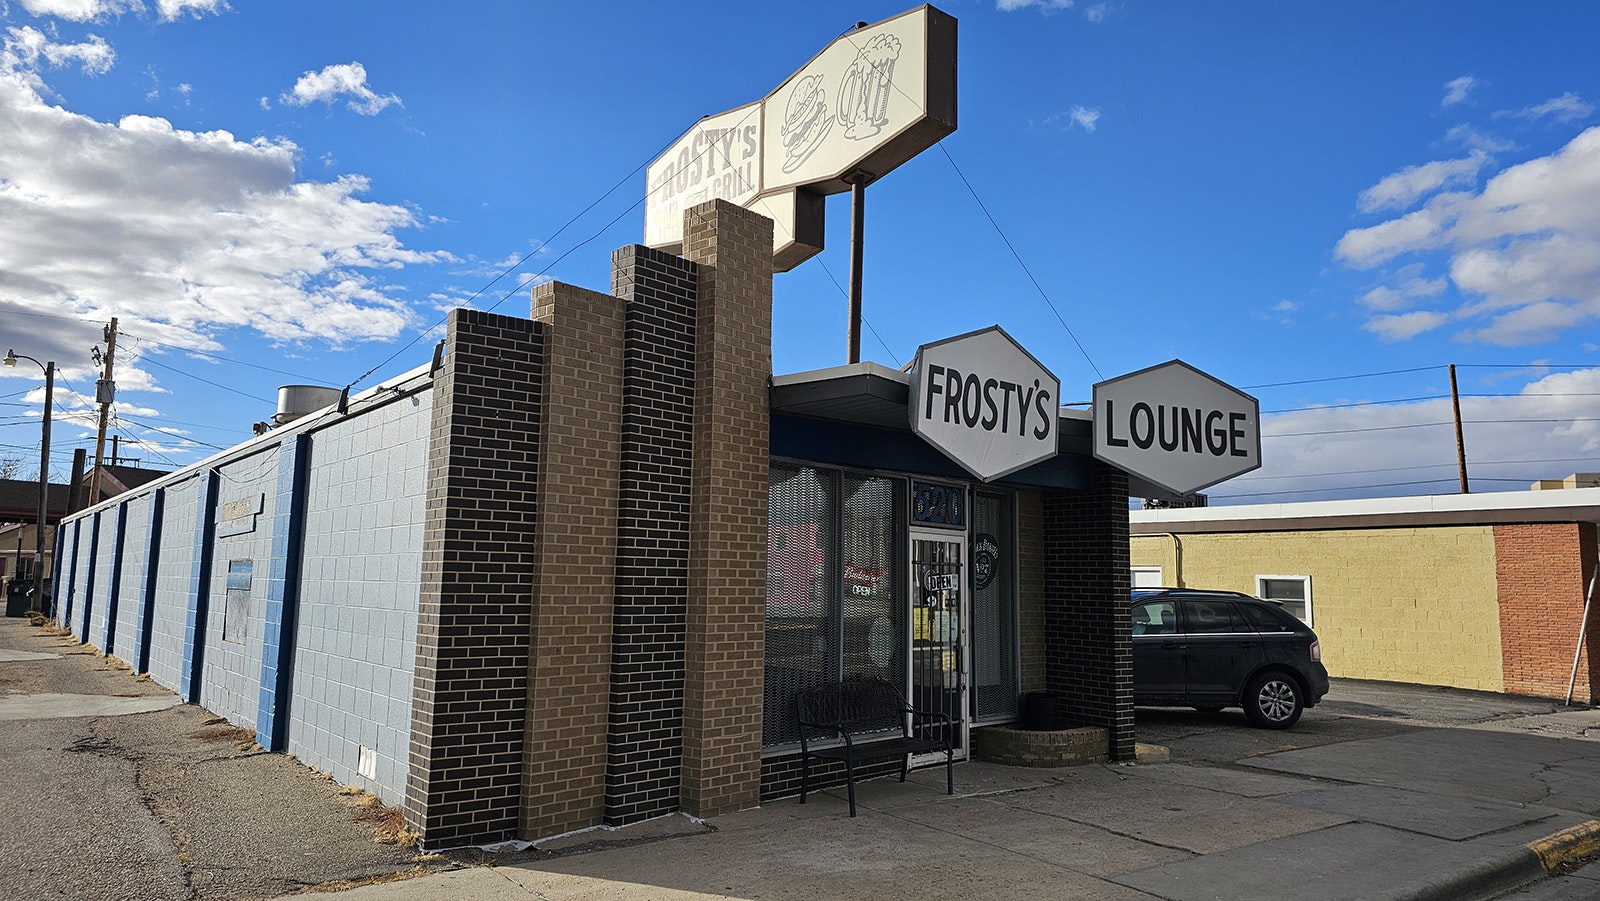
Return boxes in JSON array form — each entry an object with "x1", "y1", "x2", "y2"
[
  {"x1": 48, "y1": 200, "x2": 1135, "y2": 849},
  {"x1": 1, "y1": 479, "x2": 71, "y2": 599},
  {"x1": 1131, "y1": 486, "x2": 1600, "y2": 702}
]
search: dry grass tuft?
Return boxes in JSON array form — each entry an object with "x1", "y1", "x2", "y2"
[
  {"x1": 344, "y1": 788, "x2": 419, "y2": 849},
  {"x1": 188, "y1": 724, "x2": 259, "y2": 751},
  {"x1": 310, "y1": 866, "x2": 432, "y2": 893}
]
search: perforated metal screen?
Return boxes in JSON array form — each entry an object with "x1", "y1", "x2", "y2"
[{"x1": 764, "y1": 464, "x2": 837, "y2": 747}]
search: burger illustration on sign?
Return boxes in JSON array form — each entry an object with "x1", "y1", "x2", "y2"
[{"x1": 780, "y1": 73, "x2": 832, "y2": 173}]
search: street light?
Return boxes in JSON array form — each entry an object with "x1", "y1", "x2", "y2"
[{"x1": 5, "y1": 350, "x2": 53, "y2": 615}]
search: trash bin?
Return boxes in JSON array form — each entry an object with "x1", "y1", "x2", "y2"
[{"x1": 6, "y1": 580, "x2": 30, "y2": 618}]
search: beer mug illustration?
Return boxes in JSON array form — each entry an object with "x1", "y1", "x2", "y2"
[{"x1": 837, "y1": 33, "x2": 901, "y2": 141}]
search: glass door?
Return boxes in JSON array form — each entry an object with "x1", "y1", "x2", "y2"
[{"x1": 909, "y1": 531, "x2": 967, "y2": 765}]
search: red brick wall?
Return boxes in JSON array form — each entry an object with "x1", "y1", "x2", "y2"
[{"x1": 1495, "y1": 522, "x2": 1600, "y2": 702}]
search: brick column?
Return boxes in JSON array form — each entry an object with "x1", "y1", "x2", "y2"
[
  {"x1": 1495, "y1": 522, "x2": 1600, "y2": 702},
  {"x1": 407, "y1": 309, "x2": 543, "y2": 848},
  {"x1": 680, "y1": 199, "x2": 772, "y2": 816},
  {"x1": 1041, "y1": 460, "x2": 1134, "y2": 761},
  {"x1": 519, "y1": 282, "x2": 626, "y2": 837},
  {"x1": 603, "y1": 246, "x2": 699, "y2": 825}
]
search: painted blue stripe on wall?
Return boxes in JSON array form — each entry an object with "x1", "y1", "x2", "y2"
[
  {"x1": 60, "y1": 519, "x2": 80, "y2": 630},
  {"x1": 104, "y1": 503, "x2": 129, "y2": 655},
  {"x1": 180, "y1": 472, "x2": 220, "y2": 704},
  {"x1": 50, "y1": 521, "x2": 66, "y2": 623},
  {"x1": 256, "y1": 435, "x2": 311, "y2": 751},
  {"x1": 131, "y1": 488, "x2": 165, "y2": 674},
  {"x1": 80, "y1": 511, "x2": 100, "y2": 645}
]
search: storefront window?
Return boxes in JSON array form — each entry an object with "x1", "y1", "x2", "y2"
[{"x1": 971, "y1": 491, "x2": 1019, "y2": 722}]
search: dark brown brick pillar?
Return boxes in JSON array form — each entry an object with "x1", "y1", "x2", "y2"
[
  {"x1": 680, "y1": 199, "x2": 772, "y2": 817},
  {"x1": 407, "y1": 309, "x2": 543, "y2": 847},
  {"x1": 603, "y1": 245, "x2": 699, "y2": 825},
  {"x1": 1042, "y1": 460, "x2": 1134, "y2": 761},
  {"x1": 520, "y1": 282, "x2": 624, "y2": 837}
]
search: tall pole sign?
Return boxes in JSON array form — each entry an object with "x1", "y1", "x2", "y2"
[{"x1": 644, "y1": 5, "x2": 957, "y2": 273}]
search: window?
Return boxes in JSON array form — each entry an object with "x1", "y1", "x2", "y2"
[
  {"x1": 1184, "y1": 598, "x2": 1249, "y2": 633},
  {"x1": 1130, "y1": 566, "x2": 1163, "y2": 589},
  {"x1": 223, "y1": 559, "x2": 253, "y2": 644},
  {"x1": 1257, "y1": 575, "x2": 1312, "y2": 625},
  {"x1": 1240, "y1": 602, "x2": 1297, "y2": 633},
  {"x1": 971, "y1": 490, "x2": 1018, "y2": 723},
  {"x1": 1132, "y1": 600, "x2": 1177, "y2": 636}
]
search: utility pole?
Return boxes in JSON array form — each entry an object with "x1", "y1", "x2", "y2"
[
  {"x1": 1449, "y1": 363, "x2": 1469, "y2": 494},
  {"x1": 88, "y1": 317, "x2": 118, "y2": 507}
]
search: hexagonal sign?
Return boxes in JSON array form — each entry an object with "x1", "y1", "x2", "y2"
[
  {"x1": 1092, "y1": 360, "x2": 1260, "y2": 495},
  {"x1": 908, "y1": 326, "x2": 1061, "y2": 482}
]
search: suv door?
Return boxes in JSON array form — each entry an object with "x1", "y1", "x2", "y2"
[
  {"x1": 1131, "y1": 598, "x2": 1184, "y2": 704},
  {"x1": 1180, "y1": 597, "x2": 1266, "y2": 705}
]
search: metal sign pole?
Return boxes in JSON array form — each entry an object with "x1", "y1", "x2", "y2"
[{"x1": 1565, "y1": 562, "x2": 1599, "y2": 706}]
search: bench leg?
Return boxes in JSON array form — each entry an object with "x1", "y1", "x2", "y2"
[
  {"x1": 945, "y1": 748, "x2": 953, "y2": 795},
  {"x1": 899, "y1": 752, "x2": 910, "y2": 783},
  {"x1": 845, "y1": 756, "x2": 858, "y2": 817},
  {"x1": 800, "y1": 753, "x2": 809, "y2": 805}
]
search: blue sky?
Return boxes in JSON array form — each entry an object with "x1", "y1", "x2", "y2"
[{"x1": 2, "y1": 0, "x2": 1599, "y2": 504}]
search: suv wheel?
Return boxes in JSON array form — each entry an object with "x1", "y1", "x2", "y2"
[{"x1": 1243, "y1": 671, "x2": 1303, "y2": 729}]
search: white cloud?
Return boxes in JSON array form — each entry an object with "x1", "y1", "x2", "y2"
[
  {"x1": 1363, "y1": 310, "x2": 1449, "y2": 341},
  {"x1": 280, "y1": 62, "x2": 400, "y2": 116},
  {"x1": 1217, "y1": 367, "x2": 1600, "y2": 503},
  {"x1": 1083, "y1": 2, "x2": 1112, "y2": 22},
  {"x1": 1039, "y1": 105, "x2": 1100, "y2": 133},
  {"x1": 1444, "y1": 124, "x2": 1518, "y2": 154},
  {"x1": 0, "y1": 61, "x2": 452, "y2": 366},
  {"x1": 1337, "y1": 125, "x2": 1600, "y2": 346},
  {"x1": 4, "y1": 25, "x2": 114, "y2": 75},
  {"x1": 18, "y1": 0, "x2": 225, "y2": 22},
  {"x1": 1496, "y1": 92, "x2": 1595, "y2": 124},
  {"x1": 1442, "y1": 75, "x2": 1479, "y2": 107},
  {"x1": 997, "y1": 0, "x2": 1073, "y2": 11},
  {"x1": 1357, "y1": 266, "x2": 1447, "y2": 311},
  {"x1": 1356, "y1": 151, "x2": 1487, "y2": 213}
]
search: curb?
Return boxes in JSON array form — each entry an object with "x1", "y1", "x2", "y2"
[
  {"x1": 1400, "y1": 819, "x2": 1600, "y2": 901},
  {"x1": 1527, "y1": 819, "x2": 1600, "y2": 873}
]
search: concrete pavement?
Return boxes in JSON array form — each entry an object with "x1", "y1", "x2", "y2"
[{"x1": 5, "y1": 614, "x2": 1600, "y2": 900}]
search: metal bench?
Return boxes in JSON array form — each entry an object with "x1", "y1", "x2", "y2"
[{"x1": 796, "y1": 676, "x2": 954, "y2": 816}]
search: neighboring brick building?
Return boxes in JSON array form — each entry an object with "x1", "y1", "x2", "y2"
[
  {"x1": 1130, "y1": 488, "x2": 1600, "y2": 702},
  {"x1": 48, "y1": 199, "x2": 1134, "y2": 849}
]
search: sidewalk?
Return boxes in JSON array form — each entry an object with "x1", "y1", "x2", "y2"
[
  {"x1": 295, "y1": 711, "x2": 1600, "y2": 901},
  {"x1": 5, "y1": 614, "x2": 1599, "y2": 901}
]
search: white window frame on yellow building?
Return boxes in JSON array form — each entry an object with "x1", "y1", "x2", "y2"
[{"x1": 1256, "y1": 574, "x2": 1312, "y2": 626}]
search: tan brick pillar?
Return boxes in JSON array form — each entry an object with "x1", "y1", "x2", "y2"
[
  {"x1": 680, "y1": 199, "x2": 772, "y2": 816},
  {"x1": 520, "y1": 282, "x2": 624, "y2": 837}
]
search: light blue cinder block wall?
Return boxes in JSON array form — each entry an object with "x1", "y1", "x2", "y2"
[
  {"x1": 196, "y1": 448, "x2": 283, "y2": 731},
  {"x1": 110, "y1": 494, "x2": 151, "y2": 666},
  {"x1": 48, "y1": 370, "x2": 434, "y2": 807},
  {"x1": 287, "y1": 388, "x2": 431, "y2": 805},
  {"x1": 146, "y1": 476, "x2": 201, "y2": 693}
]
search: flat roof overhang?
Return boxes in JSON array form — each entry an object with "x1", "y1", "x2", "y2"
[
  {"x1": 772, "y1": 363, "x2": 1172, "y2": 495},
  {"x1": 1130, "y1": 486, "x2": 1600, "y2": 534}
]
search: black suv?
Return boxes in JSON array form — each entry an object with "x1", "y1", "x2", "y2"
[{"x1": 1131, "y1": 588, "x2": 1330, "y2": 729}]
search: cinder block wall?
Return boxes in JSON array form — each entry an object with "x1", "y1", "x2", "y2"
[
  {"x1": 1131, "y1": 527, "x2": 1506, "y2": 691},
  {"x1": 1496, "y1": 522, "x2": 1600, "y2": 702}
]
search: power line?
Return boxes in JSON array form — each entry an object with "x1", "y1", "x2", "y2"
[{"x1": 939, "y1": 144, "x2": 1102, "y2": 380}]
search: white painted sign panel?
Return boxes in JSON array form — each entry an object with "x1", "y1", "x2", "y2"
[
  {"x1": 1092, "y1": 360, "x2": 1261, "y2": 496},
  {"x1": 908, "y1": 326, "x2": 1061, "y2": 482},
  {"x1": 644, "y1": 5, "x2": 957, "y2": 272}
]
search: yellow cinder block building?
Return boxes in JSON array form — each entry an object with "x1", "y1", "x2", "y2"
[{"x1": 1130, "y1": 486, "x2": 1600, "y2": 702}]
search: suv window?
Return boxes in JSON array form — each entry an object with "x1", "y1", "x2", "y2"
[
  {"x1": 1184, "y1": 598, "x2": 1249, "y2": 634},
  {"x1": 1240, "y1": 602, "x2": 1299, "y2": 633},
  {"x1": 1132, "y1": 600, "x2": 1177, "y2": 636}
]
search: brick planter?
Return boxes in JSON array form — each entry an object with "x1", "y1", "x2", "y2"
[{"x1": 972, "y1": 725, "x2": 1111, "y2": 767}]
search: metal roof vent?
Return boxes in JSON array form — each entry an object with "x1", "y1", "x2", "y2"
[{"x1": 272, "y1": 385, "x2": 342, "y2": 426}]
